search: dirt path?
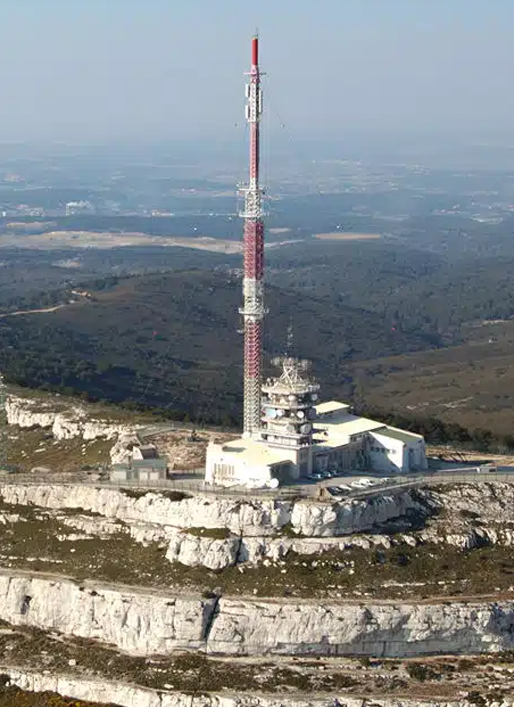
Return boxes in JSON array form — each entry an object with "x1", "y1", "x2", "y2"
[{"x1": 0, "y1": 304, "x2": 69, "y2": 318}]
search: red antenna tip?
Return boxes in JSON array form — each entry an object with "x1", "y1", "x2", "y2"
[{"x1": 252, "y1": 36, "x2": 259, "y2": 67}]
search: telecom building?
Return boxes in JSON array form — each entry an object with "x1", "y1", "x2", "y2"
[
  {"x1": 204, "y1": 37, "x2": 428, "y2": 489},
  {"x1": 205, "y1": 358, "x2": 427, "y2": 489}
]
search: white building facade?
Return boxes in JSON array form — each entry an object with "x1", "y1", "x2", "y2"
[{"x1": 205, "y1": 390, "x2": 428, "y2": 489}]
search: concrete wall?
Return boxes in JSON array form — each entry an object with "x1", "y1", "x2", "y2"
[
  {"x1": 369, "y1": 431, "x2": 405, "y2": 473},
  {"x1": 205, "y1": 443, "x2": 274, "y2": 488}
]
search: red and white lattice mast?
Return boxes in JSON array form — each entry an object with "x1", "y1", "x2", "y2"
[{"x1": 240, "y1": 35, "x2": 265, "y2": 438}]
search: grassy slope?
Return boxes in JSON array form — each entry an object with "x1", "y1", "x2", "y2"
[{"x1": 349, "y1": 320, "x2": 514, "y2": 437}]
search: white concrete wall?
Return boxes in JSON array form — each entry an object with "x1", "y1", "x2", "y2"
[
  {"x1": 406, "y1": 439, "x2": 428, "y2": 471},
  {"x1": 205, "y1": 443, "x2": 273, "y2": 488},
  {"x1": 369, "y1": 432, "x2": 405, "y2": 473}
]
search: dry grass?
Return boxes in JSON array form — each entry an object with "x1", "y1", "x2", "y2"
[
  {"x1": 0, "y1": 230, "x2": 243, "y2": 253},
  {"x1": 6, "y1": 428, "x2": 112, "y2": 473},
  {"x1": 1, "y1": 623, "x2": 514, "y2": 700},
  {"x1": 349, "y1": 320, "x2": 514, "y2": 437},
  {"x1": 0, "y1": 684, "x2": 114, "y2": 707}
]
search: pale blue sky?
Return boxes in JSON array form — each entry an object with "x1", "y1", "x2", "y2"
[{"x1": 0, "y1": 0, "x2": 512, "y2": 143}]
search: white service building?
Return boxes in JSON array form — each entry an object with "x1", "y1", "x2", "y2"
[{"x1": 205, "y1": 398, "x2": 427, "y2": 488}]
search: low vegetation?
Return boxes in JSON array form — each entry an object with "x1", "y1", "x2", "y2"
[
  {"x1": 185, "y1": 527, "x2": 232, "y2": 540},
  {"x1": 0, "y1": 496, "x2": 513, "y2": 599},
  {"x1": 0, "y1": 685, "x2": 117, "y2": 707},
  {"x1": 6, "y1": 428, "x2": 112, "y2": 473},
  {"x1": 0, "y1": 623, "x2": 512, "y2": 700}
]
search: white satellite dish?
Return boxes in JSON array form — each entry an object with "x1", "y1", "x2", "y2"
[
  {"x1": 301, "y1": 423, "x2": 312, "y2": 434},
  {"x1": 311, "y1": 393, "x2": 318, "y2": 401},
  {"x1": 265, "y1": 408, "x2": 277, "y2": 419},
  {"x1": 269, "y1": 478, "x2": 279, "y2": 489},
  {"x1": 297, "y1": 410, "x2": 305, "y2": 419},
  {"x1": 276, "y1": 409, "x2": 285, "y2": 417}
]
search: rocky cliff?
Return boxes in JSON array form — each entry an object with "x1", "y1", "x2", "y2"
[
  {"x1": 0, "y1": 482, "x2": 426, "y2": 538},
  {"x1": 0, "y1": 572, "x2": 215, "y2": 655},
  {"x1": 4, "y1": 481, "x2": 514, "y2": 571},
  {"x1": 6, "y1": 395, "x2": 131, "y2": 441},
  {"x1": 0, "y1": 568, "x2": 513, "y2": 659}
]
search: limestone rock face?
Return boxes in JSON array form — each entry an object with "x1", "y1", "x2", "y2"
[
  {"x1": 0, "y1": 484, "x2": 294, "y2": 535},
  {"x1": 2, "y1": 570, "x2": 514, "y2": 659},
  {"x1": 59, "y1": 513, "x2": 123, "y2": 537},
  {"x1": 6, "y1": 394, "x2": 134, "y2": 443},
  {"x1": 0, "y1": 573, "x2": 216, "y2": 655},
  {"x1": 290, "y1": 492, "x2": 428, "y2": 537},
  {"x1": 7, "y1": 668, "x2": 466, "y2": 707},
  {"x1": 208, "y1": 598, "x2": 514, "y2": 657},
  {"x1": 5, "y1": 482, "x2": 514, "y2": 571},
  {"x1": 165, "y1": 532, "x2": 241, "y2": 570},
  {"x1": 0, "y1": 483, "x2": 424, "y2": 537},
  {"x1": 110, "y1": 430, "x2": 142, "y2": 464}
]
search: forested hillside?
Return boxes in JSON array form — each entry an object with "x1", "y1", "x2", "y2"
[{"x1": 0, "y1": 268, "x2": 438, "y2": 425}]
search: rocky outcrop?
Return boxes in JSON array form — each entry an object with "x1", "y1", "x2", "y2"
[
  {"x1": 110, "y1": 430, "x2": 143, "y2": 464},
  {"x1": 1, "y1": 569, "x2": 514, "y2": 659},
  {"x1": 59, "y1": 513, "x2": 123, "y2": 537},
  {"x1": 4, "y1": 482, "x2": 514, "y2": 571},
  {"x1": 166, "y1": 532, "x2": 242, "y2": 571},
  {"x1": 0, "y1": 572, "x2": 216, "y2": 655},
  {"x1": 210, "y1": 597, "x2": 514, "y2": 657},
  {"x1": 6, "y1": 395, "x2": 135, "y2": 444},
  {"x1": 4, "y1": 668, "x2": 469, "y2": 707},
  {"x1": 0, "y1": 483, "x2": 428, "y2": 537}
]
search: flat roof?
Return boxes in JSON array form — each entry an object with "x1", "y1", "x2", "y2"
[
  {"x1": 315, "y1": 401, "x2": 351, "y2": 416},
  {"x1": 372, "y1": 426, "x2": 423, "y2": 443},
  {"x1": 217, "y1": 438, "x2": 292, "y2": 468}
]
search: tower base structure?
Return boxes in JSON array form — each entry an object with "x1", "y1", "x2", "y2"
[{"x1": 205, "y1": 357, "x2": 428, "y2": 489}]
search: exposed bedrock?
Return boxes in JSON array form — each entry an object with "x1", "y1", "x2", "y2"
[
  {"x1": 0, "y1": 573, "x2": 215, "y2": 655},
  {"x1": 6, "y1": 395, "x2": 131, "y2": 442},
  {"x1": 0, "y1": 483, "x2": 429, "y2": 537},
  {"x1": 4, "y1": 668, "x2": 473, "y2": 707},
  {"x1": 1, "y1": 570, "x2": 514, "y2": 659}
]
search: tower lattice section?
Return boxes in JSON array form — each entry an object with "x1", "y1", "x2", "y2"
[{"x1": 239, "y1": 36, "x2": 265, "y2": 438}]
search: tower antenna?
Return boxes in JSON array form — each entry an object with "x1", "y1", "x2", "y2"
[{"x1": 240, "y1": 35, "x2": 265, "y2": 437}]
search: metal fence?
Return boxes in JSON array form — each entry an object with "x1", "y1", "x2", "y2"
[{"x1": 0, "y1": 466, "x2": 513, "y2": 500}]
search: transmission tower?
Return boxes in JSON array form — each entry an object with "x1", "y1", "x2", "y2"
[{"x1": 239, "y1": 35, "x2": 265, "y2": 438}]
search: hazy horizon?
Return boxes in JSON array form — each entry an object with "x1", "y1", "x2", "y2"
[{"x1": 0, "y1": 0, "x2": 512, "y2": 146}]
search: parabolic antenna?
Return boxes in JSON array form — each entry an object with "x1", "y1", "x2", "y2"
[
  {"x1": 297, "y1": 410, "x2": 305, "y2": 419},
  {"x1": 286, "y1": 424, "x2": 296, "y2": 433},
  {"x1": 311, "y1": 393, "x2": 318, "y2": 401},
  {"x1": 276, "y1": 409, "x2": 285, "y2": 417},
  {"x1": 265, "y1": 408, "x2": 277, "y2": 419},
  {"x1": 301, "y1": 423, "x2": 312, "y2": 435},
  {"x1": 269, "y1": 478, "x2": 280, "y2": 489}
]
